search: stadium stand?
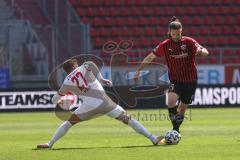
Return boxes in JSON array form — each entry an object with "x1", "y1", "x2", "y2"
[
  {"x1": 4, "y1": 0, "x2": 239, "y2": 65},
  {"x1": 69, "y1": 0, "x2": 239, "y2": 64}
]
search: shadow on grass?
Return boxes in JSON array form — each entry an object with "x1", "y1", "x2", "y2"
[{"x1": 32, "y1": 144, "x2": 172, "y2": 151}]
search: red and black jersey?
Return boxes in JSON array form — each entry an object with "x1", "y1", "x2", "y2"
[{"x1": 153, "y1": 36, "x2": 200, "y2": 83}]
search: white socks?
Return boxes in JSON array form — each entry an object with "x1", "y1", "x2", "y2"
[
  {"x1": 47, "y1": 119, "x2": 157, "y2": 147},
  {"x1": 48, "y1": 121, "x2": 72, "y2": 147},
  {"x1": 128, "y1": 118, "x2": 157, "y2": 143}
]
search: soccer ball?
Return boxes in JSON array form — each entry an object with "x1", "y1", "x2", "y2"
[{"x1": 164, "y1": 130, "x2": 181, "y2": 144}]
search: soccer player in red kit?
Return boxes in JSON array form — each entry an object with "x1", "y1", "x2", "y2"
[{"x1": 134, "y1": 16, "x2": 209, "y2": 143}]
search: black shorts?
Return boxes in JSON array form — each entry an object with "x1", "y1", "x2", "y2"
[{"x1": 168, "y1": 81, "x2": 197, "y2": 104}]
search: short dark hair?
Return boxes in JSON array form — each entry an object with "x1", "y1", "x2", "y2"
[
  {"x1": 62, "y1": 58, "x2": 78, "y2": 73},
  {"x1": 169, "y1": 16, "x2": 182, "y2": 30}
]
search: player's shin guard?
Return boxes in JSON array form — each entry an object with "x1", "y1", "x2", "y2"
[
  {"x1": 168, "y1": 106, "x2": 184, "y2": 133},
  {"x1": 169, "y1": 113, "x2": 184, "y2": 133}
]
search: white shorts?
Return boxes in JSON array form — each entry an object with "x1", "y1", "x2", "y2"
[{"x1": 72, "y1": 95, "x2": 125, "y2": 120}]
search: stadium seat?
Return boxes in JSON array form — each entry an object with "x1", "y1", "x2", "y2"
[
  {"x1": 142, "y1": 7, "x2": 153, "y2": 16},
  {"x1": 138, "y1": 17, "x2": 148, "y2": 26},
  {"x1": 199, "y1": 27, "x2": 209, "y2": 35},
  {"x1": 99, "y1": 27, "x2": 109, "y2": 37},
  {"x1": 224, "y1": 49, "x2": 236, "y2": 55},
  {"x1": 222, "y1": 26, "x2": 231, "y2": 35},
  {"x1": 119, "y1": 7, "x2": 130, "y2": 16},
  {"x1": 210, "y1": 27, "x2": 221, "y2": 35},
  {"x1": 207, "y1": 37, "x2": 217, "y2": 46},
  {"x1": 218, "y1": 37, "x2": 226, "y2": 45},
  {"x1": 228, "y1": 37, "x2": 238, "y2": 45},
  {"x1": 144, "y1": 27, "x2": 155, "y2": 36},
  {"x1": 132, "y1": 27, "x2": 143, "y2": 36}
]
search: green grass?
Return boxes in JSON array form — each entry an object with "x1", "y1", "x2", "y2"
[{"x1": 0, "y1": 108, "x2": 240, "y2": 160}]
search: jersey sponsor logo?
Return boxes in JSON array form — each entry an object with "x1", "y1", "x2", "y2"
[
  {"x1": 169, "y1": 45, "x2": 188, "y2": 59},
  {"x1": 170, "y1": 52, "x2": 188, "y2": 59},
  {"x1": 180, "y1": 44, "x2": 187, "y2": 50}
]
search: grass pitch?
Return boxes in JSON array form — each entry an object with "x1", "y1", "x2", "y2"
[{"x1": 0, "y1": 108, "x2": 240, "y2": 160}]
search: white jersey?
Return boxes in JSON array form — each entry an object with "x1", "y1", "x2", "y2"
[
  {"x1": 53, "y1": 61, "x2": 124, "y2": 121},
  {"x1": 58, "y1": 62, "x2": 104, "y2": 96}
]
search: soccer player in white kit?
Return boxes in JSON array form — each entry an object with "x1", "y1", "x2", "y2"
[{"x1": 37, "y1": 58, "x2": 162, "y2": 148}]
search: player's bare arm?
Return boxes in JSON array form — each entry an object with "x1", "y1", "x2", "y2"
[
  {"x1": 133, "y1": 52, "x2": 156, "y2": 81},
  {"x1": 196, "y1": 44, "x2": 209, "y2": 56},
  {"x1": 84, "y1": 61, "x2": 112, "y2": 86}
]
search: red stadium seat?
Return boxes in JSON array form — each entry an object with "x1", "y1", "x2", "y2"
[
  {"x1": 224, "y1": 49, "x2": 236, "y2": 55},
  {"x1": 69, "y1": 0, "x2": 77, "y2": 5},
  {"x1": 221, "y1": 26, "x2": 231, "y2": 35},
  {"x1": 203, "y1": 16, "x2": 212, "y2": 25},
  {"x1": 229, "y1": 6, "x2": 239, "y2": 14},
  {"x1": 175, "y1": 7, "x2": 185, "y2": 15},
  {"x1": 139, "y1": 38, "x2": 150, "y2": 48},
  {"x1": 218, "y1": 37, "x2": 226, "y2": 45},
  {"x1": 94, "y1": 38, "x2": 103, "y2": 48},
  {"x1": 225, "y1": 16, "x2": 235, "y2": 25},
  {"x1": 110, "y1": 28, "x2": 118, "y2": 36},
  {"x1": 209, "y1": 58, "x2": 219, "y2": 64},
  {"x1": 138, "y1": 17, "x2": 148, "y2": 26},
  {"x1": 192, "y1": 17, "x2": 203, "y2": 25},
  {"x1": 164, "y1": 7, "x2": 174, "y2": 15},
  {"x1": 197, "y1": 58, "x2": 208, "y2": 64},
  {"x1": 116, "y1": 17, "x2": 125, "y2": 26},
  {"x1": 210, "y1": 27, "x2": 221, "y2": 35},
  {"x1": 215, "y1": 16, "x2": 224, "y2": 25},
  {"x1": 92, "y1": 17, "x2": 102, "y2": 26},
  {"x1": 207, "y1": 6, "x2": 218, "y2": 14},
  {"x1": 188, "y1": 27, "x2": 199, "y2": 35},
  {"x1": 144, "y1": 27, "x2": 155, "y2": 36},
  {"x1": 127, "y1": 17, "x2": 138, "y2": 26},
  {"x1": 228, "y1": 37, "x2": 238, "y2": 45},
  {"x1": 142, "y1": 7, "x2": 153, "y2": 16},
  {"x1": 91, "y1": 28, "x2": 97, "y2": 37},
  {"x1": 121, "y1": 27, "x2": 131, "y2": 37},
  {"x1": 76, "y1": 8, "x2": 85, "y2": 16},
  {"x1": 199, "y1": 27, "x2": 209, "y2": 35},
  {"x1": 207, "y1": 37, "x2": 217, "y2": 46},
  {"x1": 197, "y1": 6, "x2": 206, "y2": 15},
  {"x1": 186, "y1": 7, "x2": 196, "y2": 15},
  {"x1": 99, "y1": 27, "x2": 109, "y2": 36},
  {"x1": 98, "y1": 7, "x2": 107, "y2": 16},
  {"x1": 149, "y1": 17, "x2": 159, "y2": 25},
  {"x1": 130, "y1": 7, "x2": 142, "y2": 16},
  {"x1": 132, "y1": 27, "x2": 143, "y2": 36},
  {"x1": 87, "y1": 8, "x2": 94, "y2": 16},
  {"x1": 218, "y1": 6, "x2": 229, "y2": 14},
  {"x1": 232, "y1": 58, "x2": 240, "y2": 64},
  {"x1": 155, "y1": 27, "x2": 165, "y2": 36},
  {"x1": 211, "y1": 50, "x2": 221, "y2": 55},
  {"x1": 109, "y1": 7, "x2": 117, "y2": 16},
  {"x1": 78, "y1": 0, "x2": 91, "y2": 6},
  {"x1": 233, "y1": 26, "x2": 240, "y2": 34},
  {"x1": 104, "y1": 17, "x2": 114, "y2": 26},
  {"x1": 119, "y1": 7, "x2": 129, "y2": 16}
]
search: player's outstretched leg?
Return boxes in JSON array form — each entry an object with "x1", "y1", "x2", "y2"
[
  {"x1": 37, "y1": 114, "x2": 81, "y2": 149},
  {"x1": 115, "y1": 113, "x2": 163, "y2": 145}
]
